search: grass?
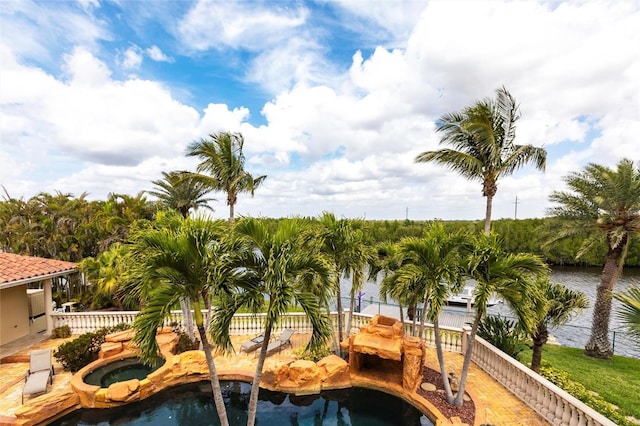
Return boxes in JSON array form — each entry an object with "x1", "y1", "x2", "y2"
[{"x1": 520, "y1": 345, "x2": 640, "y2": 420}]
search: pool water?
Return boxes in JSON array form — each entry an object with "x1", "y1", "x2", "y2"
[
  {"x1": 52, "y1": 381, "x2": 433, "y2": 425},
  {"x1": 83, "y1": 357, "x2": 165, "y2": 388}
]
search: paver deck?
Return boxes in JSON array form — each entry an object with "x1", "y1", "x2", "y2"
[{"x1": 0, "y1": 334, "x2": 547, "y2": 425}]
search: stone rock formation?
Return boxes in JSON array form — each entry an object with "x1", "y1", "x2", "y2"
[{"x1": 345, "y1": 315, "x2": 426, "y2": 393}]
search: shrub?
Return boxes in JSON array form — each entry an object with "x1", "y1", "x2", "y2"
[
  {"x1": 52, "y1": 325, "x2": 71, "y2": 339},
  {"x1": 477, "y1": 315, "x2": 527, "y2": 358},
  {"x1": 53, "y1": 323, "x2": 130, "y2": 372},
  {"x1": 170, "y1": 323, "x2": 199, "y2": 354},
  {"x1": 292, "y1": 345, "x2": 333, "y2": 362}
]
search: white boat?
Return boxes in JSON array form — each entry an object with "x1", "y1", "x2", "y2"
[{"x1": 446, "y1": 286, "x2": 501, "y2": 308}]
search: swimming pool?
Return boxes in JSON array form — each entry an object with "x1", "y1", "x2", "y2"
[{"x1": 52, "y1": 380, "x2": 433, "y2": 425}]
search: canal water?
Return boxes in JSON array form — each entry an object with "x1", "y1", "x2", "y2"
[{"x1": 342, "y1": 266, "x2": 640, "y2": 358}]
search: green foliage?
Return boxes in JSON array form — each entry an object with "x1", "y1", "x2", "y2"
[
  {"x1": 170, "y1": 323, "x2": 200, "y2": 353},
  {"x1": 292, "y1": 345, "x2": 333, "y2": 362},
  {"x1": 53, "y1": 323, "x2": 130, "y2": 372},
  {"x1": 478, "y1": 315, "x2": 528, "y2": 358},
  {"x1": 52, "y1": 325, "x2": 71, "y2": 339},
  {"x1": 539, "y1": 364, "x2": 634, "y2": 426}
]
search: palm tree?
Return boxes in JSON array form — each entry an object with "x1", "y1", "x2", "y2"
[
  {"x1": 614, "y1": 287, "x2": 640, "y2": 347},
  {"x1": 187, "y1": 132, "x2": 266, "y2": 224},
  {"x1": 548, "y1": 158, "x2": 640, "y2": 358},
  {"x1": 529, "y1": 278, "x2": 588, "y2": 372},
  {"x1": 212, "y1": 217, "x2": 332, "y2": 426},
  {"x1": 313, "y1": 213, "x2": 371, "y2": 348},
  {"x1": 131, "y1": 218, "x2": 235, "y2": 426},
  {"x1": 456, "y1": 233, "x2": 547, "y2": 406},
  {"x1": 416, "y1": 87, "x2": 547, "y2": 234},
  {"x1": 385, "y1": 223, "x2": 467, "y2": 404},
  {"x1": 147, "y1": 171, "x2": 216, "y2": 218},
  {"x1": 79, "y1": 243, "x2": 136, "y2": 310}
]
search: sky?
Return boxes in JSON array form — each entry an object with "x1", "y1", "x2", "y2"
[{"x1": 1, "y1": 0, "x2": 639, "y2": 221}]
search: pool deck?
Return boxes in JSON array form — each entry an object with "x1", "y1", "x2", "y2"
[{"x1": 0, "y1": 333, "x2": 548, "y2": 426}]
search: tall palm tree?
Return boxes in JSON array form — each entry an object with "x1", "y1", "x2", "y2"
[
  {"x1": 529, "y1": 278, "x2": 588, "y2": 372},
  {"x1": 385, "y1": 223, "x2": 467, "y2": 404},
  {"x1": 416, "y1": 87, "x2": 547, "y2": 234},
  {"x1": 457, "y1": 233, "x2": 547, "y2": 406},
  {"x1": 614, "y1": 287, "x2": 640, "y2": 346},
  {"x1": 212, "y1": 217, "x2": 332, "y2": 426},
  {"x1": 187, "y1": 132, "x2": 266, "y2": 224},
  {"x1": 548, "y1": 158, "x2": 640, "y2": 358},
  {"x1": 313, "y1": 213, "x2": 370, "y2": 347},
  {"x1": 147, "y1": 171, "x2": 216, "y2": 218},
  {"x1": 131, "y1": 218, "x2": 235, "y2": 426}
]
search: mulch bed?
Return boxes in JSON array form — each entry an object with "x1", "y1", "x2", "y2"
[{"x1": 416, "y1": 367, "x2": 475, "y2": 425}]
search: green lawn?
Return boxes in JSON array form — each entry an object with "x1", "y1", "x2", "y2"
[{"x1": 520, "y1": 345, "x2": 640, "y2": 420}]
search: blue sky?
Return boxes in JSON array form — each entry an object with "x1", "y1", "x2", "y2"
[{"x1": 1, "y1": 0, "x2": 638, "y2": 221}]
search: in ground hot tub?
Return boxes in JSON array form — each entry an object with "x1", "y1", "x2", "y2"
[{"x1": 83, "y1": 356, "x2": 165, "y2": 388}]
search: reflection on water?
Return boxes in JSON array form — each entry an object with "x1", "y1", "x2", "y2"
[
  {"x1": 488, "y1": 266, "x2": 640, "y2": 358},
  {"x1": 51, "y1": 381, "x2": 433, "y2": 426}
]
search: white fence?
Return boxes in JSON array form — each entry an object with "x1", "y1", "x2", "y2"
[{"x1": 51, "y1": 310, "x2": 617, "y2": 426}]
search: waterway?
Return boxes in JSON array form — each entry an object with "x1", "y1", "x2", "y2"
[{"x1": 342, "y1": 266, "x2": 640, "y2": 358}]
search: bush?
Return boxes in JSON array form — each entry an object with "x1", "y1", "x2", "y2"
[
  {"x1": 53, "y1": 323, "x2": 130, "y2": 372},
  {"x1": 52, "y1": 325, "x2": 71, "y2": 339},
  {"x1": 477, "y1": 315, "x2": 527, "y2": 358},
  {"x1": 539, "y1": 364, "x2": 633, "y2": 426},
  {"x1": 292, "y1": 345, "x2": 333, "y2": 362},
  {"x1": 170, "y1": 323, "x2": 199, "y2": 353}
]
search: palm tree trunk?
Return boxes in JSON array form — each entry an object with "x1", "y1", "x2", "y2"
[
  {"x1": 454, "y1": 312, "x2": 481, "y2": 406},
  {"x1": 229, "y1": 202, "x2": 235, "y2": 225},
  {"x1": 345, "y1": 291, "x2": 356, "y2": 338},
  {"x1": 411, "y1": 304, "x2": 418, "y2": 337},
  {"x1": 484, "y1": 193, "x2": 493, "y2": 235},
  {"x1": 434, "y1": 320, "x2": 455, "y2": 404},
  {"x1": 417, "y1": 292, "x2": 430, "y2": 340},
  {"x1": 325, "y1": 301, "x2": 339, "y2": 353},
  {"x1": 398, "y1": 301, "x2": 404, "y2": 323},
  {"x1": 179, "y1": 297, "x2": 195, "y2": 341},
  {"x1": 197, "y1": 324, "x2": 229, "y2": 426},
  {"x1": 530, "y1": 324, "x2": 548, "y2": 373},
  {"x1": 335, "y1": 275, "x2": 345, "y2": 348},
  {"x1": 584, "y1": 244, "x2": 623, "y2": 359},
  {"x1": 247, "y1": 320, "x2": 274, "y2": 426}
]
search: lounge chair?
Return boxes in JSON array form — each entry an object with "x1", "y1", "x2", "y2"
[
  {"x1": 256, "y1": 328, "x2": 295, "y2": 358},
  {"x1": 239, "y1": 334, "x2": 265, "y2": 354},
  {"x1": 22, "y1": 348, "x2": 54, "y2": 403}
]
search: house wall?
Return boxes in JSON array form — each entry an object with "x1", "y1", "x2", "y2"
[{"x1": 0, "y1": 285, "x2": 30, "y2": 345}]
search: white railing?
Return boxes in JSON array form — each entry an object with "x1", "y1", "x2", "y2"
[
  {"x1": 51, "y1": 310, "x2": 339, "y2": 336},
  {"x1": 471, "y1": 334, "x2": 616, "y2": 426},
  {"x1": 51, "y1": 310, "x2": 617, "y2": 426}
]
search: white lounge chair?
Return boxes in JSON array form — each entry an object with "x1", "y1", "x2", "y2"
[
  {"x1": 240, "y1": 334, "x2": 265, "y2": 354},
  {"x1": 22, "y1": 348, "x2": 54, "y2": 403},
  {"x1": 256, "y1": 329, "x2": 295, "y2": 358}
]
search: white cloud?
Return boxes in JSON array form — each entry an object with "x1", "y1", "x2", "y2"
[
  {"x1": 146, "y1": 45, "x2": 173, "y2": 62},
  {"x1": 120, "y1": 46, "x2": 143, "y2": 70},
  {"x1": 177, "y1": 1, "x2": 307, "y2": 51},
  {"x1": 2, "y1": 0, "x2": 639, "y2": 222}
]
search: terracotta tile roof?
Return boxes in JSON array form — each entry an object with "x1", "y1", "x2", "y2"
[{"x1": 0, "y1": 253, "x2": 78, "y2": 285}]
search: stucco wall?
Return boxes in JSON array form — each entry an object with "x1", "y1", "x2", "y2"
[{"x1": 0, "y1": 285, "x2": 30, "y2": 345}]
